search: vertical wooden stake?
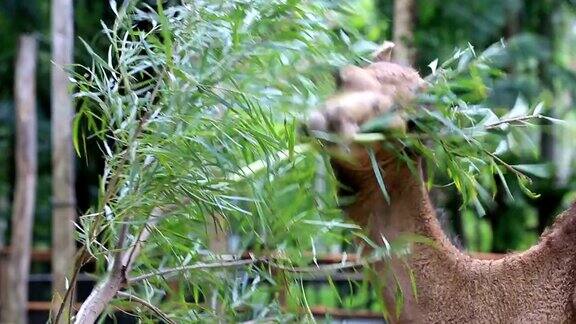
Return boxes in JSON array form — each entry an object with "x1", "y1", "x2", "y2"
[
  {"x1": 392, "y1": 0, "x2": 415, "y2": 65},
  {"x1": 208, "y1": 214, "x2": 229, "y2": 318},
  {"x1": 51, "y1": 0, "x2": 76, "y2": 320},
  {"x1": 1, "y1": 34, "x2": 38, "y2": 324}
]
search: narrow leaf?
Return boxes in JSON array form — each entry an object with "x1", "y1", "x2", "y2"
[{"x1": 367, "y1": 148, "x2": 390, "y2": 204}]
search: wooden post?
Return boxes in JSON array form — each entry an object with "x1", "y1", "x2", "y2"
[
  {"x1": 392, "y1": 0, "x2": 415, "y2": 65},
  {"x1": 208, "y1": 214, "x2": 229, "y2": 317},
  {"x1": 1, "y1": 34, "x2": 38, "y2": 324},
  {"x1": 51, "y1": 0, "x2": 76, "y2": 320}
]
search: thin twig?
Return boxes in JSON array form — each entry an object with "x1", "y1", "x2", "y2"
[
  {"x1": 74, "y1": 211, "x2": 158, "y2": 323},
  {"x1": 483, "y1": 148, "x2": 529, "y2": 180},
  {"x1": 129, "y1": 253, "x2": 390, "y2": 284},
  {"x1": 117, "y1": 291, "x2": 176, "y2": 324},
  {"x1": 484, "y1": 115, "x2": 542, "y2": 130},
  {"x1": 112, "y1": 224, "x2": 129, "y2": 270},
  {"x1": 240, "y1": 317, "x2": 282, "y2": 324},
  {"x1": 87, "y1": 68, "x2": 167, "y2": 244},
  {"x1": 53, "y1": 248, "x2": 91, "y2": 323},
  {"x1": 128, "y1": 259, "x2": 257, "y2": 283},
  {"x1": 265, "y1": 254, "x2": 386, "y2": 273}
]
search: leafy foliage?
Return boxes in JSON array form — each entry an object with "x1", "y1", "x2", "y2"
[
  {"x1": 315, "y1": 43, "x2": 560, "y2": 218},
  {"x1": 35, "y1": 0, "x2": 576, "y2": 321},
  {"x1": 71, "y1": 0, "x2": 407, "y2": 321}
]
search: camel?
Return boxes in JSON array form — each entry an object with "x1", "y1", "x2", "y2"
[{"x1": 306, "y1": 44, "x2": 576, "y2": 323}]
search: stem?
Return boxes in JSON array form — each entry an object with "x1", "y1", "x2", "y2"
[
  {"x1": 130, "y1": 253, "x2": 391, "y2": 284},
  {"x1": 53, "y1": 248, "x2": 91, "y2": 323},
  {"x1": 74, "y1": 204, "x2": 176, "y2": 323},
  {"x1": 483, "y1": 149, "x2": 530, "y2": 181},
  {"x1": 70, "y1": 67, "x2": 169, "y2": 322},
  {"x1": 128, "y1": 259, "x2": 257, "y2": 283},
  {"x1": 265, "y1": 254, "x2": 386, "y2": 273},
  {"x1": 226, "y1": 144, "x2": 311, "y2": 182},
  {"x1": 116, "y1": 291, "x2": 176, "y2": 324},
  {"x1": 484, "y1": 115, "x2": 542, "y2": 130}
]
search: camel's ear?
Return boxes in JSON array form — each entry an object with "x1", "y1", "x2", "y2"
[{"x1": 372, "y1": 41, "x2": 395, "y2": 62}]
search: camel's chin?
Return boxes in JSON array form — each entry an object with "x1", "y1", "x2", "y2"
[{"x1": 324, "y1": 146, "x2": 370, "y2": 169}]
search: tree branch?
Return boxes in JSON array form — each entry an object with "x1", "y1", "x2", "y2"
[
  {"x1": 264, "y1": 254, "x2": 385, "y2": 273},
  {"x1": 484, "y1": 115, "x2": 542, "y2": 130},
  {"x1": 75, "y1": 196, "x2": 391, "y2": 324},
  {"x1": 128, "y1": 259, "x2": 257, "y2": 283},
  {"x1": 128, "y1": 253, "x2": 390, "y2": 284},
  {"x1": 74, "y1": 207, "x2": 165, "y2": 324}
]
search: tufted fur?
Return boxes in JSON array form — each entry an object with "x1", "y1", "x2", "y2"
[{"x1": 307, "y1": 44, "x2": 576, "y2": 323}]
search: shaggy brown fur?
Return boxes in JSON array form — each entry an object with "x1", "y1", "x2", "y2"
[{"x1": 307, "y1": 44, "x2": 576, "y2": 323}]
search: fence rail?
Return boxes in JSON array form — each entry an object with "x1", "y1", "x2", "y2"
[{"x1": 0, "y1": 247, "x2": 505, "y2": 320}]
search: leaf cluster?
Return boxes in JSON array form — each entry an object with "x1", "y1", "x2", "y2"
[
  {"x1": 71, "y1": 0, "x2": 395, "y2": 321},
  {"x1": 358, "y1": 43, "x2": 562, "y2": 215}
]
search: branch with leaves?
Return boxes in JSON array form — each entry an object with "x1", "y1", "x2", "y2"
[
  {"x1": 65, "y1": 0, "x2": 381, "y2": 322},
  {"x1": 74, "y1": 209, "x2": 159, "y2": 323}
]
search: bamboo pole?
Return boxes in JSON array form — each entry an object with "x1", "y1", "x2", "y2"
[
  {"x1": 51, "y1": 0, "x2": 76, "y2": 320},
  {"x1": 1, "y1": 34, "x2": 38, "y2": 324}
]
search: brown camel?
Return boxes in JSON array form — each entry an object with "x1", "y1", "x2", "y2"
[{"x1": 306, "y1": 44, "x2": 576, "y2": 323}]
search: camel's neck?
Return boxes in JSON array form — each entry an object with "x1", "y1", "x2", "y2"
[
  {"x1": 355, "y1": 159, "x2": 455, "y2": 252},
  {"x1": 347, "y1": 158, "x2": 461, "y2": 321},
  {"x1": 341, "y1": 157, "x2": 576, "y2": 322}
]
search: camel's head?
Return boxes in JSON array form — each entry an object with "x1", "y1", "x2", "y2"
[
  {"x1": 304, "y1": 42, "x2": 426, "y2": 224},
  {"x1": 306, "y1": 42, "x2": 426, "y2": 169}
]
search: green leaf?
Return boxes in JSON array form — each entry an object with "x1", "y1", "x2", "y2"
[
  {"x1": 326, "y1": 275, "x2": 343, "y2": 305},
  {"x1": 359, "y1": 112, "x2": 404, "y2": 133},
  {"x1": 506, "y1": 96, "x2": 529, "y2": 119},
  {"x1": 353, "y1": 132, "x2": 386, "y2": 143},
  {"x1": 406, "y1": 261, "x2": 418, "y2": 301},
  {"x1": 495, "y1": 164, "x2": 513, "y2": 200},
  {"x1": 541, "y1": 116, "x2": 567, "y2": 124},
  {"x1": 519, "y1": 175, "x2": 540, "y2": 199},
  {"x1": 72, "y1": 112, "x2": 83, "y2": 157},
  {"x1": 156, "y1": 0, "x2": 173, "y2": 68},
  {"x1": 532, "y1": 102, "x2": 544, "y2": 116},
  {"x1": 367, "y1": 148, "x2": 390, "y2": 204},
  {"x1": 392, "y1": 268, "x2": 405, "y2": 319},
  {"x1": 428, "y1": 58, "x2": 439, "y2": 75},
  {"x1": 512, "y1": 164, "x2": 549, "y2": 178}
]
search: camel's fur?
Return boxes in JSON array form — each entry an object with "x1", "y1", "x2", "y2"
[{"x1": 307, "y1": 44, "x2": 576, "y2": 323}]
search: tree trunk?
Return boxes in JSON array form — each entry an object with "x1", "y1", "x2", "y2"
[
  {"x1": 0, "y1": 34, "x2": 38, "y2": 324},
  {"x1": 51, "y1": 0, "x2": 76, "y2": 320},
  {"x1": 392, "y1": 0, "x2": 415, "y2": 65}
]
